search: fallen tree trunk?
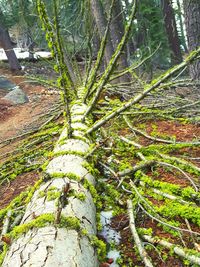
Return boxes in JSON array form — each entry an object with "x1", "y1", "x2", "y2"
[{"x1": 2, "y1": 102, "x2": 98, "y2": 267}]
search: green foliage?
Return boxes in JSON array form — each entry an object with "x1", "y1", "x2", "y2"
[
  {"x1": 133, "y1": 0, "x2": 170, "y2": 68},
  {"x1": 7, "y1": 213, "x2": 80, "y2": 240},
  {"x1": 157, "y1": 201, "x2": 200, "y2": 226}
]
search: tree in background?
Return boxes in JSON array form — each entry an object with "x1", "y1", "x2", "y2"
[
  {"x1": 104, "y1": 0, "x2": 131, "y2": 83},
  {"x1": 175, "y1": 0, "x2": 188, "y2": 53},
  {"x1": 183, "y1": 0, "x2": 200, "y2": 79},
  {"x1": 161, "y1": 0, "x2": 183, "y2": 64},
  {"x1": 0, "y1": 8, "x2": 21, "y2": 71},
  {"x1": 133, "y1": 0, "x2": 170, "y2": 79}
]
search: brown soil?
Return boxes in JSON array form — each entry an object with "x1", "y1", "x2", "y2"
[
  {"x1": 0, "y1": 171, "x2": 39, "y2": 209},
  {"x1": 0, "y1": 66, "x2": 59, "y2": 208}
]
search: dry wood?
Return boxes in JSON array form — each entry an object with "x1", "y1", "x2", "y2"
[
  {"x1": 127, "y1": 199, "x2": 154, "y2": 267},
  {"x1": 142, "y1": 234, "x2": 200, "y2": 265}
]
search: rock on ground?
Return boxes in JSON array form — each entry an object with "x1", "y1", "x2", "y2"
[{"x1": 3, "y1": 87, "x2": 29, "y2": 105}]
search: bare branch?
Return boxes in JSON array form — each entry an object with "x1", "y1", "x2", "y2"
[
  {"x1": 127, "y1": 200, "x2": 154, "y2": 267},
  {"x1": 142, "y1": 234, "x2": 200, "y2": 265}
]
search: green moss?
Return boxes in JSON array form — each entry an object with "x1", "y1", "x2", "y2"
[
  {"x1": 90, "y1": 235, "x2": 107, "y2": 262},
  {"x1": 66, "y1": 172, "x2": 81, "y2": 181},
  {"x1": 47, "y1": 191, "x2": 60, "y2": 201},
  {"x1": 0, "y1": 244, "x2": 9, "y2": 266},
  {"x1": 6, "y1": 213, "x2": 80, "y2": 240},
  {"x1": 47, "y1": 172, "x2": 81, "y2": 181},
  {"x1": 74, "y1": 192, "x2": 86, "y2": 201},
  {"x1": 52, "y1": 150, "x2": 86, "y2": 158},
  {"x1": 156, "y1": 201, "x2": 200, "y2": 226},
  {"x1": 83, "y1": 180, "x2": 98, "y2": 204},
  {"x1": 82, "y1": 161, "x2": 99, "y2": 176}
]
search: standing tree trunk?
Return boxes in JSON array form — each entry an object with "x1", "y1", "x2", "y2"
[
  {"x1": 183, "y1": 0, "x2": 200, "y2": 80},
  {"x1": 161, "y1": 0, "x2": 183, "y2": 64},
  {"x1": 176, "y1": 0, "x2": 188, "y2": 53},
  {"x1": 0, "y1": 25, "x2": 21, "y2": 71},
  {"x1": 90, "y1": 0, "x2": 114, "y2": 66},
  {"x1": 105, "y1": 0, "x2": 131, "y2": 83}
]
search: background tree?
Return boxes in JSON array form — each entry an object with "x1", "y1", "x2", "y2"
[
  {"x1": 161, "y1": 0, "x2": 183, "y2": 64},
  {"x1": 104, "y1": 0, "x2": 131, "y2": 83},
  {"x1": 183, "y1": 0, "x2": 200, "y2": 79},
  {"x1": 174, "y1": 0, "x2": 188, "y2": 53},
  {"x1": 0, "y1": 8, "x2": 21, "y2": 71}
]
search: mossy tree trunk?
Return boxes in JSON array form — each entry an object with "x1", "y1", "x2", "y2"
[{"x1": 2, "y1": 99, "x2": 98, "y2": 267}]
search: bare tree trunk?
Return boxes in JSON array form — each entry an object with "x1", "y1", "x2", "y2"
[
  {"x1": 0, "y1": 25, "x2": 21, "y2": 71},
  {"x1": 105, "y1": 0, "x2": 131, "y2": 83},
  {"x1": 176, "y1": 0, "x2": 188, "y2": 53},
  {"x1": 183, "y1": 0, "x2": 200, "y2": 80},
  {"x1": 90, "y1": 0, "x2": 114, "y2": 66},
  {"x1": 161, "y1": 0, "x2": 183, "y2": 64}
]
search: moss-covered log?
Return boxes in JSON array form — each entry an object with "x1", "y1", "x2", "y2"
[{"x1": 2, "y1": 102, "x2": 98, "y2": 267}]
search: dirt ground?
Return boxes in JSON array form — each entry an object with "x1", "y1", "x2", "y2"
[{"x1": 0, "y1": 65, "x2": 60, "y2": 209}]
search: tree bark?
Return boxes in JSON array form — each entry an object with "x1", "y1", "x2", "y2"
[
  {"x1": 90, "y1": 0, "x2": 114, "y2": 66},
  {"x1": 176, "y1": 0, "x2": 188, "y2": 53},
  {"x1": 183, "y1": 0, "x2": 200, "y2": 80},
  {"x1": 0, "y1": 25, "x2": 21, "y2": 71},
  {"x1": 105, "y1": 0, "x2": 131, "y2": 83},
  {"x1": 2, "y1": 102, "x2": 98, "y2": 267},
  {"x1": 161, "y1": 0, "x2": 183, "y2": 64}
]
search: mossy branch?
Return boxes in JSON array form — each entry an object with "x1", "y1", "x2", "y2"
[
  {"x1": 127, "y1": 199, "x2": 154, "y2": 267},
  {"x1": 83, "y1": 0, "x2": 115, "y2": 102},
  {"x1": 142, "y1": 234, "x2": 200, "y2": 265},
  {"x1": 109, "y1": 43, "x2": 161, "y2": 83},
  {"x1": 87, "y1": 46, "x2": 200, "y2": 134},
  {"x1": 82, "y1": 0, "x2": 137, "y2": 119}
]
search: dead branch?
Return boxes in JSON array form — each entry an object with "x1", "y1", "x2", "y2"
[
  {"x1": 142, "y1": 234, "x2": 200, "y2": 265},
  {"x1": 127, "y1": 199, "x2": 154, "y2": 267}
]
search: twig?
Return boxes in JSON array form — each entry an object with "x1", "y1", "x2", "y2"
[
  {"x1": 138, "y1": 203, "x2": 200, "y2": 236},
  {"x1": 185, "y1": 219, "x2": 196, "y2": 246},
  {"x1": 127, "y1": 199, "x2": 154, "y2": 267},
  {"x1": 124, "y1": 115, "x2": 200, "y2": 145},
  {"x1": 142, "y1": 234, "x2": 200, "y2": 265},
  {"x1": 99, "y1": 162, "x2": 118, "y2": 178},
  {"x1": 83, "y1": 0, "x2": 115, "y2": 101},
  {"x1": 139, "y1": 181, "x2": 195, "y2": 206},
  {"x1": 117, "y1": 160, "x2": 156, "y2": 177},
  {"x1": 158, "y1": 161, "x2": 198, "y2": 191},
  {"x1": 119, "y1": 136, "x2": 142, "y2": 148},
  {"x1": 130, "y1": 181, "x2": 200, "y2": 236}
]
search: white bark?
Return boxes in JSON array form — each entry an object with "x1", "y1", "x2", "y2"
[
  {"x1": 2, "y1": 103, "x2": 98, "y2": 267},
  {"x1": 142, "y1": 235, "x2": 200, "y2": 265}
]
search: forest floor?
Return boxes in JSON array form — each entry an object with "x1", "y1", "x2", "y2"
[
  {"x1": 0, "y1": 63, "x2": 60, "y2": 209},
  {"x1": 0, "y1": 61, "x2": 200, "y2": 267}
]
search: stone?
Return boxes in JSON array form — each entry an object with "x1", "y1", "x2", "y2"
[{"x1": 3, "y1": 86, "x2": 29, "y2": 105}]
